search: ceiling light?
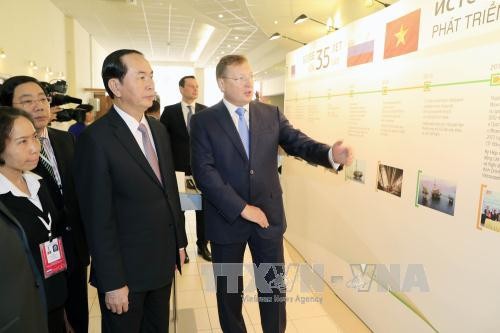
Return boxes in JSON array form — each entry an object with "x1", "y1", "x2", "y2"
[
  {"x1": 293, "y1": 14, "x2": 308, "y2": 25},
  {"x1": 0, "y1": 50, "x2": 6, "y2": 59},
  {"x1": 274, "y1": 20, "x2": 278, "y2": 24},
  {"x1": 234, "y1": 36, "x2": 239, "y2": 40},
  {"x1": 269, "y1": 32, "x2": 306, "y2": 45},
  {"x1": 293, "y1": 13, "x2": 337, "y2": 33},
  {"x1": 218, "y1": 14, "x2": 224, "y2": 18},
  {"x1": 227, "y1": 44, "x2": 231, "y2": 48},
  {"x1": 365, "y1": 0, "x2": 390, "y2": 7}
]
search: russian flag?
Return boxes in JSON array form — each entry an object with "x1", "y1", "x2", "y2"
[{"x1": 347, "y1": 40, "x2": 374, "y2": 67}]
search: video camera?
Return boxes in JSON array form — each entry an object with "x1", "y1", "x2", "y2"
[{"x1": 40, "y1": 80, "x2": 93, "y2": 122}]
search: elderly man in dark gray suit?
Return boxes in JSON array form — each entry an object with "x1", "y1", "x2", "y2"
[{"x1": 74, "y1": 49, "x2": 187, "y2": 333}]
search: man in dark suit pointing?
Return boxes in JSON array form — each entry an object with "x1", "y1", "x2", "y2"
[
  {"x1": 74, "y1": 49, "x2": 187, "y2": 332},
  {"x1": 190, "y1": 54, "x2": 353, "y2": 333},
  {"x1": 160, "y1": 75, "x2": 211, "y2": 262}
]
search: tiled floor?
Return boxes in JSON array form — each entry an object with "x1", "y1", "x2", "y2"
[{"x1": 88, "y1": 211, "x2": 371, "y2": 332}]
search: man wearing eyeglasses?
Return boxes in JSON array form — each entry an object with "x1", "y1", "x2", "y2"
[
  {"x1": 190, "y1": 55, "x2": 353, "y2": 333},
  {"x1": 0, "y1": 76, "x2": 90, "y2": 333}
]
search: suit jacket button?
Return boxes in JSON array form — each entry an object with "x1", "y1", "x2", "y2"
[{"x1": 250, "y1": 170, "x2": 255, "y2": 175}]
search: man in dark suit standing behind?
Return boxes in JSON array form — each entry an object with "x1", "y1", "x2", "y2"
[
  {"x1": 0, "y1": 75, "x2": 90, "y2": 333},
  {"x1": 160, "y1": 75, "x2": 211, "y2": 262},
  {"x1": 74, "y1": 49, "x2": 187, "y2": 332},
  {"x1": 190, "y1": 54, "x2": 353, "y2": 333}
]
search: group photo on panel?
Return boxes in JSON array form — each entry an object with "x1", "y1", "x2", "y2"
[{"x1": 0, "y1": 48, "x2": 352, "y2": 333}]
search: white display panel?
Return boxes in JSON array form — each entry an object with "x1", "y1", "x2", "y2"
[{"x1": 283, "y1": 1, "x2": 500, "y2": 332}]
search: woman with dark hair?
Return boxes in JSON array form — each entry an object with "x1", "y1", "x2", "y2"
[{"x1": 0, "y1": 106, "x2": 67, "y2": 333}]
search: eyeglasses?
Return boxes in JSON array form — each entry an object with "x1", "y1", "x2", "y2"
[
  {"x1": 222, "y1": 75, "x2": 254, "y2": 83},
  {"x1": 13, "y1": 96, "x2": 52, "y2": 108}
]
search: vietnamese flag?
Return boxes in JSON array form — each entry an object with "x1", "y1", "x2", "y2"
[{"x1": 384, "y1": 9, "x2": 421, "y2": 59}]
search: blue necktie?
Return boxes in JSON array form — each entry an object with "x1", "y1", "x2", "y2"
[{"x1": 235, "y1": 107, "x2": 249, "y2": 158}]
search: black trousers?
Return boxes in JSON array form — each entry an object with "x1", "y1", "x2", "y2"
[
  {"x1": 98, "y1": 283, "x2": 172, "y2": 333},
  {"x1": 211, "y1": 234, "x2": 286, "y2": 333},
  {"x1": 47, "y1": 306, "x2": 65, "y2": 333},
  {"x1": 65, "y1": 265, "x2": 88, "y2": 333},
  {"x1": 195, "y1": 210, "x2": 207, "y2": 248}
]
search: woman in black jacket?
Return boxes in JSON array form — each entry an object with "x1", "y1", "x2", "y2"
[{"x1": 0, "y1": 106, "x2": 67, "y2": 333}]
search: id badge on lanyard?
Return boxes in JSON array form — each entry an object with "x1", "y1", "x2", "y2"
[{"x1": 37, "y1": 214, "x2": 67, "y2": 279}]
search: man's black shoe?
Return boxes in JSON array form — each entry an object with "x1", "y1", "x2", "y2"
[
  {"x1": 197, "y1": 245, "x2": 212, "y2": 262},
  {"x1": 184, "y1": 248, "x2": 190, "y2": 264}
]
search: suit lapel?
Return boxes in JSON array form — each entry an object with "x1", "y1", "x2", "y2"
[
  {"x1": 0, "y1": 192, "x2": 45, "y2": 218},
  {"x1": 47, "y1": 129, "x2": 65, "y2": 180},
  {"x1": 174, "y1": 103, "x2": 189, "y2": 138},
  {"x1": 0, "y1": 200, "x2": 26, "y2": 228},
  {"x1": 108, "y1": 108, "x2": 163, "y2": 189},
  {"x1": 214, "y1": 101, "x2": 248, "y2": 162}
]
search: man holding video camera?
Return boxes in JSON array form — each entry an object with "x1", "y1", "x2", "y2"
[{"x1": 0, "y1": 76, "x2": 90, "y2": 332}]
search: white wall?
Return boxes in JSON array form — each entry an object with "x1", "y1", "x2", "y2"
[
  {"x1": 152, "y1": 65, "x2": 194, "y2": 111},
  {"x1": 0, "y1": 0, "x2": 107, "y2": 104},
  {"x1": 0, "y1": 0, "x2": 66, "y2": 81},
  {"x1": 203, "y1": 67, "x2": 223, "y2": 107},
  {"x1": 261, "y1": 75, "x2": 285, "y2": 97}
]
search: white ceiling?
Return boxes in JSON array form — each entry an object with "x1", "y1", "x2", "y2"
[{"x1": 50, "y1": 0, "x2": 397, "y2": 75}]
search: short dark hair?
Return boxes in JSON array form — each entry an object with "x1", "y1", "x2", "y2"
[
  {"x1": 0, "y1": 76, "x2": 46, "y2": 107},
  {"x1": 0, "y1": 106, "x2": 35, "y2": 166},
  {"x1": 216, "y1": 55, "x2": 248, "y2": 79},
  {"x1": 145, "y1": 95, "x2": 160, "y2": 115},
  {"x1": 102, "y1": 49, "x2": 143, "y2": 99},
  {"x1": 179, "y1": 75, "x2": 196, "y2": 87}
]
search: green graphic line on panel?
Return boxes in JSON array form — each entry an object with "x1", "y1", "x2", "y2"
[
  {"x1": 389, "y1": 290, "x2": 439, "y2": 333},
  {"x1": 431, "y1": 79, "x2": 490, "y2": 88},
  {"x1": 285, "y1": 77, "x2": 494, "y2": 102},
  {"x1": 368, "y1": 270, "x2": 439, "y2": 332}
]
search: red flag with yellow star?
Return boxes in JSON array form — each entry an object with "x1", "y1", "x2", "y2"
[{"x1": 384, "y1": 9, "x2": 421, "y2": 59}]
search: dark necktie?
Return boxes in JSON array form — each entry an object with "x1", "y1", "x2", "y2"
[
  {"x1": 186, "y1": 105, "x2": 193, "y2": 134},
  {"x1": 235, "y1": 107, "x2": 249, "y2": 158},
  {"x1": 138, "y1": 123, "x2": 163, "y2": 185}
]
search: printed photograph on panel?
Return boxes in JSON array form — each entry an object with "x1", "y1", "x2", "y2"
[
  {"x1": 417, "y1": 174, "x2": 456, "y2": 216},
  {"x1": 477, "y1": 185, "x2": 500, "y2": 233},
  {"x1": 377, "y1": 164, "x2": 403, "y2": 197},
  {"x1": 346, "y1": 159, "x2": 366, "y2": 184}
]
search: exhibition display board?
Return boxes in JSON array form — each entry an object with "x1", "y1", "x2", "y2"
[{"x1": 282, "y1": 0, "x2": 500, "y2": 331}]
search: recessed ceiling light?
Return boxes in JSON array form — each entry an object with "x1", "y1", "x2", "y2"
[
  {"x1": 218, "y1": 14, "x2": 224, "y2": 18},
  {"x1": 227, "y1": 44, "x2": 231, "y2": 48},
  {"x1": 274, "y1": 20, "x2": 278, "y2": 24},
  {"x1": 220, "y1": 51, "x2": 225, "y2": 54},
  {"x1": 234, "y1": 36, "x2": 239, "y2": 40}
]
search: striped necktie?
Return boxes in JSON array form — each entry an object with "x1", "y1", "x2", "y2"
[{"x1": 39, "y1": 138, "x2": 58, "y2": 184}]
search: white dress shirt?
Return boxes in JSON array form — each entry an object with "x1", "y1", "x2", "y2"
[
  {"x1": 0, "y1": 171, "x2": 43, "y2": 211},
  {"x1": 181, "y1": 101, "x2": 196, "y2": 127},
  {"x1": 114, "y1": 105, "x2": 158, "y2": 156}
]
